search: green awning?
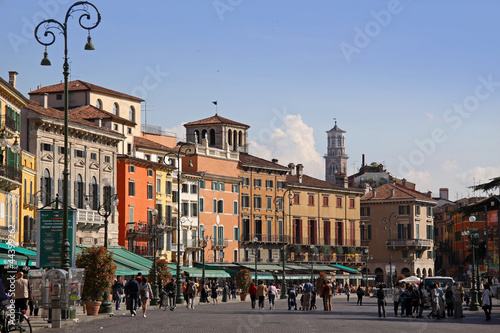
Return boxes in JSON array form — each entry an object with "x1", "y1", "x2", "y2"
[
  {"x1": 0, "y1": 243, "x2": 37, "y2": 267},
  {"x1": 76, "y1": 246, "x2": 152, "y2": 276},
  {"x1": 239, "y1": 264, "x2": 283, "y2": 271},
  {"x1": 285, "y1": 264, "x2": 310, "y2": 271},
  {"x1": 311, "y1": 264, "x2": 339, "y2": 271},
  {"x1": 331, "y1": 264, "x2": 360, "y2": 274},
  {"x1": 250, "y1": 273, "x2": 274, "y2": 280},
  {"x1": 182, "y1": 267, "x2": 230, "y2": 278}
]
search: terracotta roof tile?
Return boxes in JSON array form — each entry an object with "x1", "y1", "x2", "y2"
[
  {"x1": 184, "y1": 114, "x2": 249, "y2": 128},
  {"x1": 239, "y1": 153, "x2": 289, "y2": 170},
  {"x1": 134, "y1": 136, "x2": 177, "y2": 153},
  {"x1": 286, "y1": 174, "x2": 343, "y2": 189},
  {"x1": 29, "y1": 80, "x2": 144, "y2": 102},
  {"x1": 361, "y1": 183, "x2": 435, "y2": 201},
  {"x1": 23, "y1": 102, "x2": 123, "y2": 136},
  {"x1": 69, "y1": 105, "x2": 136, "y2": 126}
]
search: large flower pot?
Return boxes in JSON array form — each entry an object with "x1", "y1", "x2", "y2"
[
  {"x1": 240, "y1": 294, "x2": 247, "y2": 301},
  {"x1": 84, "y1": 301, "x2": 102, "y2": 316}
]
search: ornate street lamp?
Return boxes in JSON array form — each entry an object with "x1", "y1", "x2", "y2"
[
  {"x1": 383, "y1": 212, "x2": 399, "y2": 287},
  {"x1": 163, "y1": 142, "x2": 195, "y2": 304},
  {"x1": 84, "y1": 177, "x2": 118, "y2": 314},
  {"x1": 199, "y1": 225, "x2": 211, "y2": 303},
  {"x1": 462, "y1": 215, "x2": 480, "y2": 311},
  {"x1": 364, "y1": 249, "x2": 373, "y2": 288},
  {"x1": 273, "y1": 189, "x2": 295, "y2": 299},
  {"x1": 35, "y1": 1, "x2": 101, "y2": 271},
  {"x1": 245, "y1": 237, "x2": 262, "y2": 284},
  {"x1": 309, "y1": 245, "x2": 318, "y2": 283}
]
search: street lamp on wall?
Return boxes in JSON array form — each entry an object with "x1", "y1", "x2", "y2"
[{"x1": 35, "y1": 1, "x2": 101, "y2": 271}]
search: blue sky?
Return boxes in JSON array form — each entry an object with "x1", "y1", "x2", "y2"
[{"x1": 2, "y1": 0, "x2": 500, "y2": 199}]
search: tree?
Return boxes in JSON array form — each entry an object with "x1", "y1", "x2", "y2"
[{"x1": 149, "y1": 258, "x2": 172, "y2": 287}]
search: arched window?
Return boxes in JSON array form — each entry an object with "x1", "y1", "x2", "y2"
[
  {"x1": 89, "y1": 176, "x2": 98, "y2": 210},
  {"x1": 209, "y1": 129, "x2": 216, "y2": 146},
  {"x1": 337, "y1": 136, "x2": 342, "y2": 146},
  {"x1": 41, "y1": 169, "x2": 52, "y2": 206},
  {"x1": 201, "y1": 129, "x2": 207, "y2": 141},
  {"x1": 113, "y1": 102, "x2": 119, "y2": 115},
  {"x1": 238, "y1": 131, "x2": 242, "y2": 147},
  {"x1": 428, "y1": 268, "x2": 432, "y2": 277},
  {"x1": 422, "y1": 268, "x2": 427, "y2": 278},
  {"x1": 416, "y1": 268, "x2": 421, "y2": 278},
  {"x1": 75, "y1": 174, "x2": 85, "y2": 209},
  {"x1": 228, "y1": 129, "x2": 232, "y2": 145},
  {"x1": 96, "y1": 99, "x2": 102, "y2": 109},
  {"x1": 129, "y1": 106, "x2": 135, "y2": 122}
]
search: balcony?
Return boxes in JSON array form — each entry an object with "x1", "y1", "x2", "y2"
[
  {"x1": 172, "y1": 243, "x2": 185, "y2": 253},
  {"x1": 289, "y1": 237, "x2": 361, "y2": 247},
  {"x1": 386, "y1": 238, "x2": 434, "y2": 249},
  {"x1": 184, "y1": 238, "x2": 199, "y2": 249},
  {"x1": 129, "y1": 246, "x2": 154, "y2": 257},
  {"x1": 242, "y1": 233, "x2": 290, "y2": 244},
  {"x1": 212, "y1": 238, "x2": 228, "y2": 249},
  {"x1": 287, "y1": 252, "x2": 363, "y2": 264},
  {"x1": 75, "y1": 209, "x2": 104, "y2": 229},
  {"x1": 0, "y1": 165, "x2": 21, "y2": 191}
]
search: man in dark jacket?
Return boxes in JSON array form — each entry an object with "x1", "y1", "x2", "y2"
[
  {"x1": 124, "y1": 276, "x2": 139, "y2": 316},
  {"x1": 165, "y1": 278, "x2": 177, "y2": 311}
]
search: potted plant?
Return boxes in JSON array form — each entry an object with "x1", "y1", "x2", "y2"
[
  {"x1": 236, "y1": 269, "x2": 252, "y2": 301},
  {"x1": 76, "y1": 246, "x2": 116, "y2": 315}
]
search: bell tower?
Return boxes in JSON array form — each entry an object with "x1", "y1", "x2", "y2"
[{"x1": 325, "y1": 119, "x2": 349, "y2": 185}]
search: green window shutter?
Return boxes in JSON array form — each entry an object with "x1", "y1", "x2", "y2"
[
  {"x1": 398, "y1": 224, "x2": 402, "y2": 239},
  {"x1": 360, "y1": 225, "x2": 365, "y2": 240},
  {"x1": 368, "y1": 225, "x2": 372, "y2": 240},
  {"x1": 408, "y1": 225, "x2": 411, "y2": 239}
]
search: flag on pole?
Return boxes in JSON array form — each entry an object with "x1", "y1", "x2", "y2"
[{"x1": 212, "y1": 101, "x2": 217, "y2": 105}]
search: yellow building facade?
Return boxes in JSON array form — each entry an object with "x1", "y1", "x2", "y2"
[{"x1": 20, "y1": 150, "x2": 36, "y2": 248}]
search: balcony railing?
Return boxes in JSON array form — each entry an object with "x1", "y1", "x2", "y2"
[
  {"x1": 0, "y1": 165, "x2": 21, "y2": 183},
  {"x1": 289, "y1": 237, "x2": 361, "y2": 247},
  {"x1": 212, "y1": 238, "x2": 228, "y2": 249},
  {"x1": 172, "y1": 243, "x2": 185, "y2": 253},
  {"x1": 75, "y1": 209, "x2": 104, "y2": 228},
  {"x1": 287, "y1": 252, "x2": 363, "y2": 264},
  {"x1": 184, "y1": 238, "x2": 199, "y2": 248},
  {"x1": 386, "y1": 238, "x2": 434, "y2": 249},
  {"x1": 242, "y1": 233, "x2": 290, "y2": 244},
  {"x1": 129, "y1": 246, "x2": 154, "y2": 257}
]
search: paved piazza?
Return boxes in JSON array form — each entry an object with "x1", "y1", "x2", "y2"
[{"x1": 34, "y1": 296, "x2": 498, "y2": 333}]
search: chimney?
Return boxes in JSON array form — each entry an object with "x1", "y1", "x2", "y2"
[
  {"x1": 426, "y1": 191, "x2": 432, "y2": 198},
  {"x1": 439, "y1": 188, "x2": 449, "y2": 200},
  {"x1": 296, "y1": 164, "x2": 304, "y2": 183},
  {"x1": 362, "y1": 154, "x2": 365, "y2": 167},
  {"x1": 43, "y1": 93, "x2": 49, "y2": 108},
  {"x1": 272, "y1": 158, "x2": 278, "y2": 164},
  {"x1": 402, "y1": 178, "x2": 407, "y2": 187},
  {"x1": 373, "y1": 189, "x2": 377, "y2": 198},
  {"x1": 391, "y1": 189, "x2": 395, "y2": 197},
  {"x1": 8, "y1": 71, "x2": 18, "y2": 89},
  {"x1": 343, "y1": 176, "x2": 348, "y2": 188},
  {"x1": 288, "y1": 163, "x2": 295, "y2": 176}
]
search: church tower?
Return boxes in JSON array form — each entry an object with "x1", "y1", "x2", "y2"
[{"x1": 325, "y1": 119, "x2": 349, "y2": 185}]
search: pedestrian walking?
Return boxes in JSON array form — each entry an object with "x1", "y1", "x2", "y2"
[
  {"x1": 165, "y1": 278, "x2": 177, "y2": 310},
  {"x1": 416, "y1": 283, "x2": 425, "y2": 318},
  {"x1": 14, "y1": 272, "x2": 29, "y2": 315},
  {"x1": 427, "y1": 283, "x2": 440, "y2": 320},
  {"x1": 322, "y1": 280, "x2": 333, "y2": 311},
  {"x1": 356, "y1": 286, "x2": 364, "y2": 306},
  {"x1": 125, "y1": 275, "x2": 140, "y2": 317},
  {"x1": 211, "y1": 283, "x2": 219, "y2": 305},
  {"x1": 268, "y1": 282, "x2": 278, "y2": 310},
  {"x1": 399, "y1": 282, "x2": 406, "y2": 316},
  {"x1": 112, "y1": 278, "x2": 124, "y2": 311},
  {"x1": 257, "y1": 281, "x2": 267, "y2": 310},
  {"x1": 481, "y1": 284, "x2": 492, "y2": 321},
  {"x1": 436, "y1": 283, "x2": 445, "y2": 319},
  {"x1": 453, "y1": 283, "x2": 464, "y2": 319},
  {"x1": 248, "y1": 282, "x2": 257, "y2": 309},
  {"x1": 404, "y1": 285, "x2": 413, "y2": 317},
  {"x1": 231, "y1": 282, "x2": 237, "y2": 300},
  {"x1": 392, "y1": 282, "x2": 401, "y2": 317},
  {"x1": 222, "y1": 282, "x2": 229, "y2": 302},
  {"x1": 302, "y1": 279, "x2": 313, "y2": 311},
  {"x1": 376, "y1": 285, "x2": 386, "y2": 318},
  {"x1": 345, "y1": 286, "x2": 351, "y2": 302},
  {"x1": 288, "y1": 285, "x2": 297, "y2": 310},
  {"x1": 186, "y1": 280, "x2": 196, "y2": 309},
  {"x1": 139, "y1": 277, "x2": 153, "y2": 317},
  {"x1": 445, "y1": 286, "x2": 454, "y2": 317}
]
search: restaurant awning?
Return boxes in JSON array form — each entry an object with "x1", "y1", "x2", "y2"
[
  {"x1": 239, "y1": 264, "x2": 283, "y2": 271},
  {"x1": 250, "y1": 273, "x2": 274, "y2": 280},
  {"x1": 182, "y1": 267, "x2": 231, "y2": 278},
  {"x1": 331, "y1": 264, "x2": 360, "y2": 274},
  {"x1": 76, "y1": 246, "x2": 153, "y2": 276},
  {"x1": 0, "y1": 242, "x2": 37, "y2": 267}
]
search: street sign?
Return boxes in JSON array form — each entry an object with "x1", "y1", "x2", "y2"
[{"x1": 36, "y1": 209, "x2": 76, "y2": 268}]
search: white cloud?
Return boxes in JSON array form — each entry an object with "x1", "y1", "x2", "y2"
[
  {"x1": 458, "y1": 165, "x2": 500, "y2": 187},
  {"x1": 404, "y1": 170, "x2": 433, "y2": 191},
  {"x1": 424, "y1": 112, "x2": 437, "y2": 121},
  {"x1": 164, "y1": 123, "x2": 187, "y2": 142},
  {"x1": 249, "y1": 114, "x2": 324, "y2": 178},
  {"x1": 441, "y1": 159, "x2": 460, "y2": 173}
]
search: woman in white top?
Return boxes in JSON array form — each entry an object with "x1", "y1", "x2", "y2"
[
  {"x1": 481, "y1": 285, "x2": 492, "y2": 321},
  {"x1": 139, "y1": 277, "x2": 153, "y2": 318},
  {"x1": 268, "y1": 282, "x2": 278, "y2": 310}
]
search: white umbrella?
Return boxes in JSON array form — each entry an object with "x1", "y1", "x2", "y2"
[{"x1": 400, "y1": 276, "x2": 421, "y2": 283}]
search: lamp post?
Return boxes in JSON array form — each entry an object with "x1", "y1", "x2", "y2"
[
  {"x1": 273, "y1": 189, "x2": 295, "y2": 299},
  {"x1": 199, "y1": 225, "x2": 210, "y2": 303},
  {"x1": 84, "y1": 177, "x2": 118, "y2": 314},
  {"x1": 462, "y1": 215, "x2": 480, "y2": 311},
  {"x1": 383, "y1": 212, "x2": 399, "y2": 287},
  {"x1": 246, "y1": 237, "x2": 262, "y2": 284},
  {"x1": 309, "y1": 245, "x2": 318, "y2": 283},
  {"x1": 35, "y1": 1, "x2": 101, "y2": 271},
  {"x1": 150, "y1": 208, "x2": 159, "y2": 305},
  {"x1": 163, "y1": 142, "x2": 195, "y2": 304},
  {"x1": 364, "y1": 249, "x2": 373, "y2": 288}
]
